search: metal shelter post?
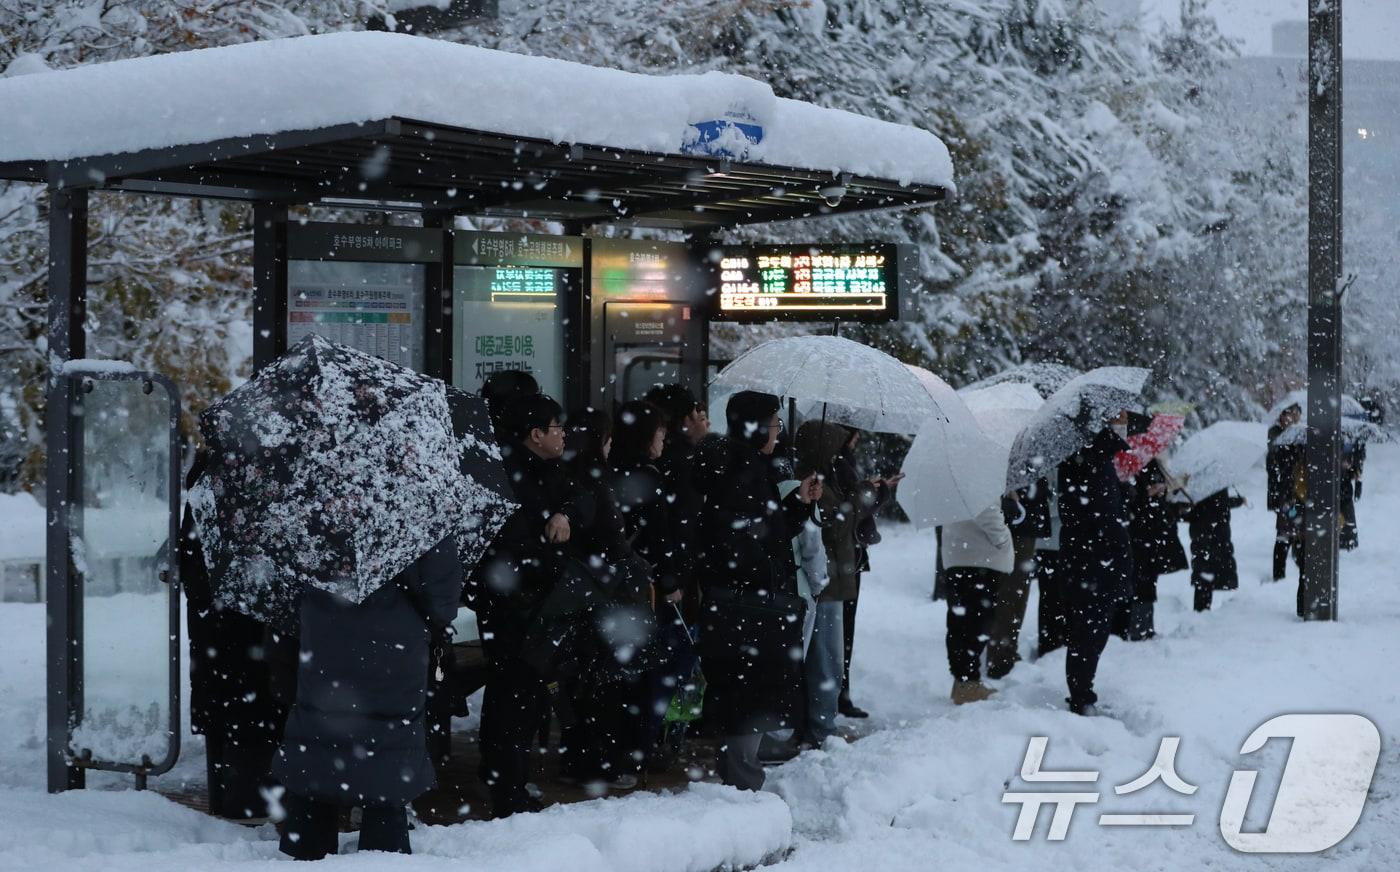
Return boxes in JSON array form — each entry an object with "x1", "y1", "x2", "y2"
[
  {"x1": 1303, "y1": 0, "x2": 1344, "y2": 621},
  {"x1": 252, "y1": 202, "x2": 289, "y2": 372},
  {"x1": 46, "y1": 185, "x2": 88, "y2": 792},
  {"x1": 422, "y1": 210, "x2": 456, "y2": 382}
]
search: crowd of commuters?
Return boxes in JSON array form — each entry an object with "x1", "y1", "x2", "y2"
[{"x1": 181, "y1": 371, "x2": 1375, "y2": 858}]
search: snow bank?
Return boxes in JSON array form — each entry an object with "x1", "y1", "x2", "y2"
[
  {"x1": 0, "y1": 781, "x2": 789, "y2": 872},
  {"x1": 0, "y1": 31, "x2": 953, "y2": 189}
]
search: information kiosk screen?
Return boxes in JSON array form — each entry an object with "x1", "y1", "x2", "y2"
[{"x1": 709, "y1": 243, "x2": 899, "y2": 323}]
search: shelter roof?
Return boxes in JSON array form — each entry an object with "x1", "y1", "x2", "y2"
[{"x1": 0, "y1": 32, "x2": 950, "y2": 226}]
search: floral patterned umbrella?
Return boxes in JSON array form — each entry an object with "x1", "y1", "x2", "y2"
[
  {"x1": 1114, "y1": 412, "x2": 1187, "y2": 481},
  {"x1": 188, "y1": 333, "x2": 516, "y2": 626}
]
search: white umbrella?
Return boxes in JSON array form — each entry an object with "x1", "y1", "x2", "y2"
[
  {"x1": 711, "y1": 335, "x2": 940, "y2": 435},
  {"x1": 1006, "y1": 366, "x2": 1150, "y2": 491},
  {"x1": 963, "y1": 362, "x2": 1081, "y2": 399},
  {"x1": 959, "y1": 382, "x2": 1044, "y2": 449},
  {"x1": 896, "y1": 366, "x2": 1009, "y2": 529},
  {"x1": 1171, "y1": 421, "x2": 1269, "y2": 502},
  {"x1": 1272, "y1": 416, "x2": 1385, "y2": 447}
]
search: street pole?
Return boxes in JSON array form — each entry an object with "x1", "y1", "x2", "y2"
[{"x1": 1302, "y1": 0, "x2": 1343, "y2": 621}]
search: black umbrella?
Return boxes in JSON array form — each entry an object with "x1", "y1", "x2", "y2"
[{"x1": 188, "y1": 333, "x2": 516, "y2": 626}]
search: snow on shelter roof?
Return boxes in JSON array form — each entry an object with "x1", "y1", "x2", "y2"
[{"x1": 0, "y1": 32, "x2": 953, "y2": 201}]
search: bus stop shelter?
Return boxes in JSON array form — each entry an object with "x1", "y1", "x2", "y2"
[{"x1": 0, "y1": 31, "x2": 949, "y2": 794}]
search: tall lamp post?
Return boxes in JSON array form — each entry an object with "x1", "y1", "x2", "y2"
[{"x1": 1302, "y1": 0, "x2": 1343, "y2": 621}]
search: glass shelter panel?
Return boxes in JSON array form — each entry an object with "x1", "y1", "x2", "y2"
[{"x1": 71, "y1": 376, "x2": 178, "y2": 769}]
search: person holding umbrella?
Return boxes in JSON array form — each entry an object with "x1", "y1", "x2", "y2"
[
  {"x1": 187, "y1": 334, "x2": 515, "y2": 856},
  {"x1": 1057, "y1": 417, "x2": 1135, "y2": 716},
  {"x1": 1184, "y1": 488, "x2": 1247, "y2": 611},
  {"x1": 1117, "y1": 455, "x2": 1187, "y2": 641},
  {"x1": 1267, "y1": 402, "x2": 1305, "y2": 582},
  {"x1": 693, "y1": 390, "x2": 821, "y2": 790},
  {"x1": 986, "y1": 367, "x2": 1147, "y2": 694},
  {"x1": 942, "y1": 500, "x2": 1014, "y2": 704},
  {"x1": 272, "y1": 536, "x2": 464, "y2": 859}
]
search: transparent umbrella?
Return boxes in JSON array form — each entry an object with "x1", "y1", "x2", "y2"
[{"x1": 710, "y1": 335, "x2": 940, "y2": 435}]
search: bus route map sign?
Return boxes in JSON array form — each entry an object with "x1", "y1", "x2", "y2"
[{"x1": 708, "y1": 243, "x2": 900, "y2": 323}]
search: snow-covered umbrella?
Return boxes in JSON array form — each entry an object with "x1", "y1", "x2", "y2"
[
  {"x1": 1271, "y1": 416, "x2": 1385, "y2": 447},
  {"x1": 188, "y1": 333, "x2": 517, "y2": 626},
  {"x1": 958, "y1": 382, "x2": 1044, "y2": 449},
  {"x1": 896, "y1": 366, "x2": 1009, "y2": 528},
  {"x1": 1006, "y1": 366, "x2": 1150, "y2": 491},
  {"x1": 1170, "y1": 421, "x2": 1269, "y2": 502},
  {"x1": 962, "y1": 362, "x2": 1082, "y2": 400},
  {"x1": 1266, "y1": 389, "x2": 1366, "y2": 425},
  {"x1": 711, "y1": 335, "x2": 940, "y2": 435}
]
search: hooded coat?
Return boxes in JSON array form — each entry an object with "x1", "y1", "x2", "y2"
[
  {"x1": 693, "y1": 391, "x2": 811, "y2": 734},
  {"x1": 1056, "y1": 428, "x2": 1135, "y2": 601},
  {"x1": 271, "y1": 537, "x2": 463, "y2": 807}
]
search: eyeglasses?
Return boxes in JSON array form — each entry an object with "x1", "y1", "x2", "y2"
[{"x1": 768, "y1": 420, "x2": 784, "y2": 432}]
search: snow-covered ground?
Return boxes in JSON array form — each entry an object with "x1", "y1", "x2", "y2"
[{"x1": 1, "y1": 447, "x2": 1397, "y2": 870}]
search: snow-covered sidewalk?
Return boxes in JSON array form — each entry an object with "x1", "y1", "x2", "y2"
[{"x1": 2, "y1": 448, "x2": 1397, "y2": 871}]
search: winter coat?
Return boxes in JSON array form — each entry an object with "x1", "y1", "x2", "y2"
[
  {"x1": 272, "y1": 537, "x2": 463, "y2": 807},
  {"x1": 470, "y1": 448, "x2": 596, "y2": 660},
  {"x1": 941, "y1": 504, "x2": 1015, "y2": 574},
  {"x1": 1005, "y1": 478, "x2": 1053, "y2": 540},
  {"x1": 693, "y1": 428, "x2": 812, "y2": 735},
  {"x1": 795, "y1": 422, "x2": 879, "y2": 602},
  {"x1": 1266, "y1": 425, "x2": 1304, "y2": 512},
  {"x1": 178, "y1": 503, "x2": 285, "y2": 745},
  {"x1": 1125, "y1": 459, "x2": 1188, "y2": 578},
  {"x1": 1056, "y1": 428, "x2": 1135, "y2": 601},
  {"x1": 1185, "y1": 490, "x2": 1245, "y2": 591},
  {"x1": 654, "y1": 435, "x2": 712, "y2": 591},
  {"x1": 609, "y1": 460, "x2": 688, "y2": 598}
]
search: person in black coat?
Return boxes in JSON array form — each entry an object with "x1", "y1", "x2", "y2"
[
  {"x1": 179, "y1": 455, "x2": 286, "y2": 820},
  {"x1": 555, "y1": 406, "x2": 651, "y2": 789},
  {"x1": 644, "y1": 384, "x2": 713, "y2": 618},
  {"x1": 1116, "y1": 458, "x2": 1188, "y2": 641},
  {"x1": 1057, "y1": 424, "x2": 1135, "y2": 716},
  {"x1": 610, "y1": 399, "x2": 696, "y2": 772},
  {"x1": 1185, "y1": 489, "x2": 1246, "y2": 612},
  {"x1": 1267, "y1": 403, "x2": 1304, "y2": 581},
  {"x1": 272, "y1": 536, "x2": 463, "y2": 860},
  {"x1": 473, "y1": 393, "x2": 596, "y2": 817},
  {"x1": 693, "y1": 390, "x2": 820, "y2": 790}
]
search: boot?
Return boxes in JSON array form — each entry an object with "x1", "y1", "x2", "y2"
[{"x1": 951, "y1": 680, "x2": 997, "y2": 705}]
